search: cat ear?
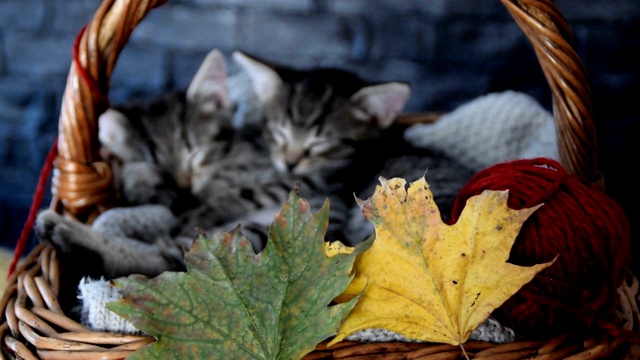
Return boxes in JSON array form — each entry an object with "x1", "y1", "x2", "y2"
[
  {"x1": 232, "y1": 51, "x2": 283, "y2": 104},
  {"x1": 187, "y1": 49, "x2": 232, "y2": 111},
  {"x1": 350, "y1": 82, "x2": 411, "y2": 128}
]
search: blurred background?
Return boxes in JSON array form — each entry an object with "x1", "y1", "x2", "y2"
[{"x1": 0, "y1": 0, "x2": 638, "y2": 273}]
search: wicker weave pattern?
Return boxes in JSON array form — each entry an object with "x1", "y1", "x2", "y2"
[
  {"x1": 1, "y1": 245, "x2": 154, "y2": 359},
  {"x1": 304, "y1": 335, "x2": 628, "y2": 359},
  {"x1": 1, "y1": 0, "x2": 637, "y2": 359}
]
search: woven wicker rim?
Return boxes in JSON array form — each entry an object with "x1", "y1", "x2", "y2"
[{"x1": 1, "y1": 0, "x2": 636, "y2": 359}]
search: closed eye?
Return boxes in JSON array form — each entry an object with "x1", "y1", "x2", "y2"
[{"x1": 307, "y1": 141, "x2": 333, "y2": 156}]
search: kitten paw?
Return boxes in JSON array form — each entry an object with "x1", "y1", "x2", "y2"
[
  {"x1": 35, "y1": 210, "x2": 82, "y2": 252},
  {"x1": 34, "y1": 209, "x2": 58, "y2": 244},
  {"x1": 92, "y1": 205, "x2": 179, "y2": 242}
]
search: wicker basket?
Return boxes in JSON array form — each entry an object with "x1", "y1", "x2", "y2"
[{"x1": 1, "y1": 0, "x2": 638, "y2": 359}]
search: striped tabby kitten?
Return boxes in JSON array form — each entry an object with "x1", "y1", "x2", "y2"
[
  {"x1": 202, "y1": 51, "x2": 411, "y2": 243},
  {"x1": 181, "y1": 51, "x2": 412, "y2": 248},
  {"x1": 36, "y1": 49, "x2": 236, "y2": 280},
  {"x1": 35, "y1": 49, "x2": 411, "y2": 279}
]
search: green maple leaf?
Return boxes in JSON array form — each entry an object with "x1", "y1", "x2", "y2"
[{"x1": 108, "y1": 189, "x2": 367, "y2": 359}]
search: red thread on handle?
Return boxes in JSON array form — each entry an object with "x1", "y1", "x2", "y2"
[
  {"x1": 73, "y1": 25, "x2": 110, "y2": 112},
  {"x1": 8, "y1": 138, "x2": 58, "y2": 277}
]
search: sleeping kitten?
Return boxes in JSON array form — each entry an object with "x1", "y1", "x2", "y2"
[
  {"x1": 186, "y1": 51, "x2": 413, "y2": 244},
  {"x1": 36, "y1": 49, "x2": 412, "y2": 278},
  {"x1": 98, "y1": 49, "x2": 235, "y2": 214},
  {"x1": 232, "y1": 51, "x2": 410, "y2": 180},
  {"x1": 36, "y1": 49, "x2": 236, "y2": 281}
]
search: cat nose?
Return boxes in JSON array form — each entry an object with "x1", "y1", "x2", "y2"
[{"x1": 285, "y1": 161, "x2": 298, "y2": 171}]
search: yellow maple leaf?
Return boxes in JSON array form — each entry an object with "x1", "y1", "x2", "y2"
[{"x1": 331, "y1": 177, "x2": 556, "y2": 346}]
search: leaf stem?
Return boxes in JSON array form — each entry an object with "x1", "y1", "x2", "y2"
[{"x1": 460, "y1": 343, "x2": 471, "y2": 360}]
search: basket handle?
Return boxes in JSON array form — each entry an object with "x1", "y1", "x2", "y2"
[
  {"x1": 501, "y1": 0, "x2": 602, "y2": 189},
  {"x1": 51, "y1": 0, "x2": 166, "y2": 222}
]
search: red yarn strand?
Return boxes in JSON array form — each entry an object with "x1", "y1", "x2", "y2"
[
  {"x1": 8, "y1": 138, "x2": 58, "y2": 277},
  {"x1": 73, "y1": 25, "x2": 110, "y2": 113}
]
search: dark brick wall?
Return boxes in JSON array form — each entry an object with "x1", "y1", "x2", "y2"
[{"x1": 1, "y1": 0, "x2": 638, "y2": 271}]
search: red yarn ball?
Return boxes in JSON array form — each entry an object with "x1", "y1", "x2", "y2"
[{"x1": 449, "y1": 158, "x2": 631, "y2": 337}]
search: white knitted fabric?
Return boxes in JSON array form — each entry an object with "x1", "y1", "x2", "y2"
[
  {"x1": 79, "y1": 278, "x2": 515, "y2": 343},
  {"x1": 346, "y1": 317, "x2": 515, "y2": 344},
  {"x1": 404, "y1": 90, "x2": 560, "y2": 173},
  {"x1": 78, "y1": 277, "x2": 141, "y2": 334}
]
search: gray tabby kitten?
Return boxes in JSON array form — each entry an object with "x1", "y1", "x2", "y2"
[
  {"x1": 36, "y1": 49, "x2": 236, "y2": 282},
  {"x1": 182, "y1": 51, "x2": 412, "y2": 246},
  {"x1": 35, "y1": 49, "x2": 412, "y2": 279},
  {"x1": 97, "y1": 49, "x2": 235, "y2": 214}
]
